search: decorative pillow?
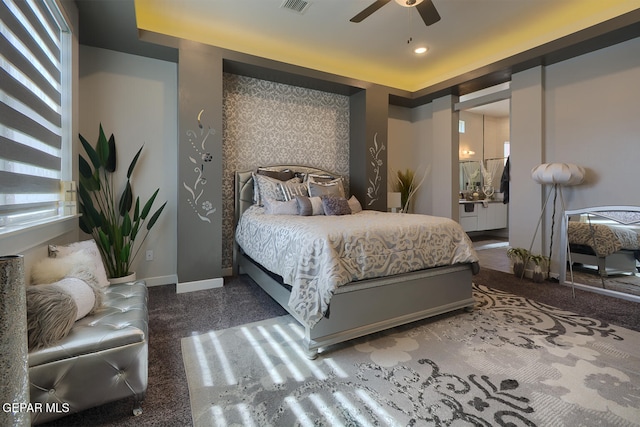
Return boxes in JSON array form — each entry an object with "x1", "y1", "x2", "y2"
[
  {"x1": 322, "y1": 196, "x2": 352, "y2": 216},
  {"x1": 253, "y1": 173, "x2": 300, "y2": 206},
  {"x1": 348, "y1": 195, "x2": 363, "y2": 214},
  {"x1": 307, "y1": 173, "x2": 337, "y2": 183},
  {"x1": 308, "y1": 179, "x2": 345, "y2": 199},
  {"x1": 295, "y1": 196, "x2": 324, "y2": 216},
  {"x1": 33, "y1": 250, "x2": 103, "y2": 290},
  {"x1": 26, "y1": 277, "x2": 102, "y2": 350},
  {"x1": 257, "y1": 167, "x2": 295, "y2": 181},
  {"x1": 263, "y1": 197, "x2": 298, "y2": 215},
  {"x1": 48, "y1": 240, "x2": 109, "y2": 288},
  {"x1": 279, "y1": 181, "x2": 309, "y2": 201}
]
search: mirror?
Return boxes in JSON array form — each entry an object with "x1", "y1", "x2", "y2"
[
  {"x1": 458, "y1": 107, "x2": 509, "y2": 200},
  {"x1": 560, "y1": 206, "x2": 640, "y2": 299}
]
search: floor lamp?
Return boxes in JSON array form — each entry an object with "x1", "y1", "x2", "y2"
[{"x1": 529, "y1": 163, "x2": 585, "y2": 292}]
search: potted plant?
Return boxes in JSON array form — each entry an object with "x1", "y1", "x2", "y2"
[
  {"x1": 390, "y1": 166, "x2": 429, "y2": 213},
  {"x1": 529, "y1": 254, "x2": 549, "y2": 283},
  {"x1": 77, "y1": 124, "x2": 166, "y2": 281},
  {"x1": 507, "y1": 247, "x2": 529, "y2": 278}
]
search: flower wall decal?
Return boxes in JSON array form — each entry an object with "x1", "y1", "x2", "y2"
[
  {"x1": 367, "y1": 132, "x2": 385, "y2": 206},
  {"x1": 184, "y1": 109, "x2": 217, "y2": 223}
]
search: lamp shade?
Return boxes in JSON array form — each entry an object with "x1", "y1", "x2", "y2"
[
  {"x1": 387, "y1": 192, "x2": 402, "y2": 209},
  {"x1": 531, "y1": 163, "x2": 585, "y2": 186}
]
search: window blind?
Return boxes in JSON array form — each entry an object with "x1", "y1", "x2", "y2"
[{"x1": 0, "y1": 0, "x2": 69, "y2": 228}]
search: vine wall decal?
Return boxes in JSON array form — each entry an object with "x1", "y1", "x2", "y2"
[
  {"x1": 184, "y1": 108, "x2": 217, "y2": 223},
  {"x1": 367, "y1": 132, "x2": 385, "y2": 206}
]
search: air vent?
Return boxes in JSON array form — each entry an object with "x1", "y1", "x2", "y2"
[{"x1": 281, "y1": 0, "x2": 311, "y2": 14}]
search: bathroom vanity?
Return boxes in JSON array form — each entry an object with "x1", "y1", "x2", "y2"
[{"x1": 459, "y1": 200, "x2": 508, "y2": 232}]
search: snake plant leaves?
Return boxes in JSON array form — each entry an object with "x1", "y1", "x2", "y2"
[
  {"x1": 140, "y1": 189, "x2": 159, "y2": 219},
  {"x1": 98, "y1": 229, "x2": 110, "y2": 256},
  {"x1": 146, "y1": 201, "x2": 167, "y2": 231},
  {"x1": 96, "y1": 124, "x2": 110, "y2": 168},
  {"x1": 118, "y1": 180, "x2": 133, "y2": 216},
  {"x1": 78, "y1": 203, "x2": 93, "y2": 234},
  {"x1": 79, "y1": 155, "x2": 93, "y2": 179},
  {"x1": 120, "y1": 243, "x2": 131, "y2": 268},
  {"x1": 79, "y1": 133, "x2": 101, "y2": 171},
  {"x1": 127, "y1": 146, "x2": 143, "y2": 179},
  {"x1": 131, "y1": 221, "x2": 140, "y2": 242},
  {"x1": 121, "y1": 212, "x2": 132, "y2": 237},
  {"x1": 106, "y1": 133, "x2": 116, "y2": 172},
  {"x1": 133, "y1": 198, "x2": 140, "y2": 223}
]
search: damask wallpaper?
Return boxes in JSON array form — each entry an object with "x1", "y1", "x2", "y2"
[{"x1": 221, "y1": 73, "x2": 350, "y2": 269}]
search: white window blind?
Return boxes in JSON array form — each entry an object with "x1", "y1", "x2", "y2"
[{"x1": 0, "y1": 0, "x2": 70, "y2": 228}]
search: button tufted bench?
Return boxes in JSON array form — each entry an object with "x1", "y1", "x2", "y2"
[{"x1": 28, "y1": 280, "x2": 148, "y2": 425}]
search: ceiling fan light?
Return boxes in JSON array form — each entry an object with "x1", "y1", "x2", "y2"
[
  {"x1": 395, "y1": 0, "x2": 424, "y2": 8},
  {"x1": 414, "y1": 46, "x2": 428, "y2": 54}
]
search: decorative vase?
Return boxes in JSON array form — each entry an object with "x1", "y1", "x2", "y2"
[
  {"x1": 108, "y1": 272, "x2": 136, "y2": 285},
  {"x1": 512, "y1": 261, "x2": 525, "y2": 278},
  {"x1": 0, "y1": 255, "x2": 30, "y2": 427},
  {"x1": 532, "y1": 265, "x2": 545, "y2": 283}
]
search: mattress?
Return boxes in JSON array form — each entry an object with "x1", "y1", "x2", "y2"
[{"x1": 235, "y1": 206, "x2": 479, "y2": 327}]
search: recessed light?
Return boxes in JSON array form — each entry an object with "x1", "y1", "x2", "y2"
[{"x1": 414, "y1": 46, "x2": 428, "y2": 54}]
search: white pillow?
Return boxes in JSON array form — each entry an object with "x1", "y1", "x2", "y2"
[
  {"x1": 348, "y1": 195, "x2": 363, "y2": 214},
  {"x1": 263, "y1": 198, "x2": 298, "y2": 215},
  {"x1": 53, "y1": 277, "x2": 96, "y2": 320},
  {"x1": 48, "y1": 240, "x2": 110, "y2": 288}
]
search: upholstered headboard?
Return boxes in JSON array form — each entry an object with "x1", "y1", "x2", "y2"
[{"x1": 234, "y1": 165, "x2": 337, "y2": 225}]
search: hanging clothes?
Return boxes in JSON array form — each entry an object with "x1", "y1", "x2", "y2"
[{"x1": 500, "y1": 156, "x2": 510, "y2": 204}]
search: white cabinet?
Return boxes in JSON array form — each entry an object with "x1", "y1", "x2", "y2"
[{"x1": 459, "y1": 202, "x2": 508, "y2": 232}]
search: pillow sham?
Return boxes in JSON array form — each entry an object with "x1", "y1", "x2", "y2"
[
  {"x1": 279, "y1": 180, "x2": 309, "y2": 201},
  {"x1": 307, "y1": 173, "x2": 337, "y2": 183},
  {"x1": 295, "y1": 196, "x2": 324, "y2": 216},
  {"x1": 263, "y1": 197, "x2": 298, "y2": 215},
  {"x1": 322, "y1": 196, "x2": 352, "y2": 216},
  {"x1": 253, "y1": 173, "x2": 300, "y2": 205},
  {"x1": 308, "y1": 179, "x2": 345, "y2": 199},
  {"x1": 257, "y1": 167, "x2": 295, "y2": 181}
]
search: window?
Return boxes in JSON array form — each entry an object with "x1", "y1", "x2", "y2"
[{"x1": 0, "y1": 0, "x2": 71, "y2": 229}]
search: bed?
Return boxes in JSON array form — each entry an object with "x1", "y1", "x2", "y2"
[
  {"x1": 233, "y1": 166, "x2": 480, "y2": 358},
  {"x1": 560, "y1": 206, "x2": 640, "y2": 289}
]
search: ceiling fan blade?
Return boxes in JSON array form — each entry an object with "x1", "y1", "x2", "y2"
[
  {"x1": 416, "y1": 0, "x2": 441, "y2": 26},
  {"x1": 350, "y1": 0, "x2": 392, "y2": 23}
]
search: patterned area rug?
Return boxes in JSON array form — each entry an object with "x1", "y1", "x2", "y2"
[{"x1": 181, "y1": 284, "x2": 640, "y2": 426}]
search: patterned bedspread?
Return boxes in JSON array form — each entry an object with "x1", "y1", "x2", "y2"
[
  {"x1": 235, "y1": 206, "x2": 479, "y2": 327},
  {"x1": 568, "y1": 221, "x2": 640, "y2": 257}
]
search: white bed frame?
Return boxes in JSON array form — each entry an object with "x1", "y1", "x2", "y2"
[{"x1": 234, "y1": 166, "x2": 477, "y2": 358}]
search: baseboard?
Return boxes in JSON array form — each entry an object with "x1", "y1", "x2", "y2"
[
  {"x1": 222, "y1": 266, "x2": 233, "y2": 277},
  {"x1": 176, "y1": 277, "x2": 224, "y2": 293},
  {"x1": 142, "y1": 274, "x2": 178, "y2": 287}
]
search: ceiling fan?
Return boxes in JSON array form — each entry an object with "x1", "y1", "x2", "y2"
[{"x1": 350, "y1": 0, "x2": 441, "y2": 26}]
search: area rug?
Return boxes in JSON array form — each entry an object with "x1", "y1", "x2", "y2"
[{"x1": 181, "y1": 284, "x2": 640, "y2": 426}]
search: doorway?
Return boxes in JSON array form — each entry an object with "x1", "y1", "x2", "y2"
[{"x1": 456, "y1": 86, "x2": 511, "y2": 272}]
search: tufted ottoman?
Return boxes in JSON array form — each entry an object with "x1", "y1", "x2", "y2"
[{"x1": 28, "y1": 281, "x2": 148, "y2": 425}]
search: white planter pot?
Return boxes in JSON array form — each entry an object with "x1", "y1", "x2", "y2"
[{"x1": 108, "y1": 272, "x2": 136, "y2": 285}]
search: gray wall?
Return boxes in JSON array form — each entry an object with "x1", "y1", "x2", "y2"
[
  {"x1": 79, "y1": 46, "x2": 178, "y2": 286},
  {"x1": 386, "y1": 37, "x2": 640, "y2": 275}
]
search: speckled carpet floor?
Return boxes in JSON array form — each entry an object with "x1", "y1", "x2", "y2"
[
  {"x1": 41, "y1": 269, "x2": 640, "y2": 426},
  {"x1": 182, "y1": 284, "x2": 640, "y2": 426}
]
